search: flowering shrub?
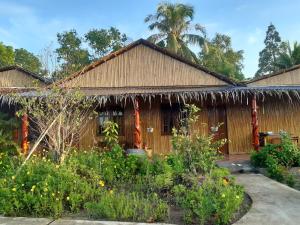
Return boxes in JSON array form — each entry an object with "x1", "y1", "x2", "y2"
[{"x1": 172, "y1": 168, "x2": 244, "y2": 225}]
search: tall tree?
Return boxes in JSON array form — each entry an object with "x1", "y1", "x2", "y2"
[
  {"x1": 55, "y1": 30, "x2": 90, "y2": 79},
  {"x1": 0, "y1": 42, "x2": 14, "y2": 67},
  {"x1": 256, "y1": 23, "x2": 285, "y2": 77},
  {"x1": 14, "y1": 48, "x2": 43, "y2": 74},
  {"x1": 85, "y1": 27, "x2": 128, "y2": 59},
  {"x1": 275, "y1": 41, "x2": 300, "y2": 70},
  {"x1": 145, "y1": 2, "x2": 206, "y2": 63},
  {"x1": 199, "y1": 34, "x2": 244, "y2": 81}
]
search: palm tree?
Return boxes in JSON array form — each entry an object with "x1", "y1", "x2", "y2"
[
  {"x1": 275, "y1": 42, "x2": 300, "y2": 70},
  {"x1": 145, "y1": 2, "x2": 206, "y2": 63}
]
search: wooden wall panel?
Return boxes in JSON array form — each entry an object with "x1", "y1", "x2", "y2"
[
  {"x1": 78, "y1": 99, "x2": 209, "y2": 154},
  {"x1": 64, "y1": 45, "x2": 228, "y2": 88},
  {"x1": 227, "y1": 103, "x2": 253, "y2": 154}
]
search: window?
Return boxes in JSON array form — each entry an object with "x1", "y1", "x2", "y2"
[
  {"x1": 98, "y1": 108, "x2": 124, "y2": 136},
  {"x1": 161, "y1": 104, "x2": 188, "y2": 135}
]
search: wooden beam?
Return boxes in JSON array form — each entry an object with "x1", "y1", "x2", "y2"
[
  {"x1": 21, "y1": 113, "x2": 29, "y2": 154},
  {"x1": 133, "y1": 98, "x2": 142, "y2": 149},
  {"x1": 251, "y1": 95, "x2": 259, "y2": 151}
]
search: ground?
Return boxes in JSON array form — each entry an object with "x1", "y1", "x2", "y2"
[{"x1": 234, "y1": 173, "x2": 300, "y2": 225}]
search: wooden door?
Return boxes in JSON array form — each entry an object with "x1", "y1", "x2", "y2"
[{"x1": 208, "y1": 106, "x2": 229, "y2": 155}]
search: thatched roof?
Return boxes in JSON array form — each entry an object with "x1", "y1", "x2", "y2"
[{"x1": 0, "y1": 65, "x2": 51, "y2": 84}]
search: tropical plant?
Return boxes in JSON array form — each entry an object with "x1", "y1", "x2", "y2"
[
  {"x1": 256, "y1": 23, "x2": 286, "y2": 76},
  {"x1": 145, "y1": 2, "x2": 206, "y2": 63},
  {"x1": 275, "y1": 42, "x2": 300, "y2": 70},
  {"x1": 199, "y1": 33, "x2": 245, "y2": 80}
]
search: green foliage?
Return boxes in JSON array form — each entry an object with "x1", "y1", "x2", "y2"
[
  {"x1": 0, "y1": 112, "x2": 19, "y2": 156},
  {"x1": 256, "y1": 23, "x2": 286, "y2": 76},
  {"x1": 0, "y1": 42, "x2": 14, "y2": 67},
  {"x1": 251, "y1": 133, "x2": 299, "y2": 186},
  {"x1": 199, "y1": 33, "x2": 244, "y2": 80},
  {"x1": 275, "y1": 41, "x2": 300, "y2": 70},
  {"x1": 251, "y1": 133, "x2": 300, "y2": 168},
  {"x1": 85, "y1": 27, "x2": 128, "y2": 59},
  {"x1": 172, "y1": 104, "x2": 223, "y2": 174},
  {"x1": 0, "y1": 155, "x2": 101, "y2": 218},
  {"x1": 103, "y1": 121, "x2": 119, "y2": 148},
  {"x1": 85, "y1": 192, "x2": 168, "y2": 222},
  {"x1": 55, "y1": 30, "x2": 91, "y2": 79},
  {"x1": 145, "y1": 2, "x2": 206, "y2": 63},
  {"x1": 14, "y1": 48, "x2": 43, "y2": 75},
  {"x1": 172, "y1": 168, "x2": 244, "y2": 225}
]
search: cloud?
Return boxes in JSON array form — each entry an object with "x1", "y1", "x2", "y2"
[{"x1": 0, "y1": 1, "x2": 74, "y2": 52}]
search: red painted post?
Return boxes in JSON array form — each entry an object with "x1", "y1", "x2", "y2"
[
  {"x1": 133, "y1": 98, "x2": 142, "y2": 149},
  {"x1": 251, "y1": 95, "x2": 259, "y2": 151},
  {"x1": 21, "y1": 113, "x2": 29, "y2": 154}
]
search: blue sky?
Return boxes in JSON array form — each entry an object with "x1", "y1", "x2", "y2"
[{"x1": 0, "y1": 0, "x2": 300, "y2": 77}]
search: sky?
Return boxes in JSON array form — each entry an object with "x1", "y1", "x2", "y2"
[{"x1": 0, "y1": 0, "x2": 300, "y2": 78}]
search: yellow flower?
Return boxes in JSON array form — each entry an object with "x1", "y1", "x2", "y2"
[
  {"x1": 56, "y1": 198, "x2": 59, "y2": 201},
  {"x1": 109, "y1": 190, "x2": 113, "y2": 194},
  {"x1": 221, "y1": 193, "x2": 226, "y2": 198},
  {"x1": 55, "y1": 165, "x2": 60, "y2": 169},
  {"x1": 31, "y1": 188, "x2": 34, "y2": 192},
  {"x1": 99, "y1": 180, "x2": 105, "y2": 187},
  {"x1": 27, "y1": 171, "x2": 30, "y2": 175},
  {"x1": 223, "y1": 179, "x2": 229, "y2": 186},
  {"x1": 66, "y1": 196, "x2": 70, "y2": 201},
  {"x1": 44, "y1": 188, "x2": 48, "y2": 192},
  {"x1": 11, "y1": 176, "x2": 15, "y2": 180},
  {"x1": 12, "y1": 187, "x2": 16, "y2": 192},
  {"x1": 21, "y1": 184, "x2": 24, "y2": 187},
  {"x1": 52, "y1": 193, "x2": 55, "y2": 196},
  {"x1": 236, "y1": 195, "x2": 240, "y2": 199},
  {"x1": 32, "y1": 185, "x2": 36, "y2": 189}
]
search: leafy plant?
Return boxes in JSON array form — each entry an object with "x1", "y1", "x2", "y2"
[
  {"x1": 171, "y1": 104, "x2": 224, "y2": 175},
  {"x1": 85, "y1": 192, "x2": 168, "y2": 222},
  {"x1": 103, "y1": 120, "x2": 119, "y2": 148}
]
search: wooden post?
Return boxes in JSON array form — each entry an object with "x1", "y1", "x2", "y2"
[
  {"x1": 251, "y1": 95, "x2": 259, "y2": 151},
  {"x1": 133, "y1": 98, "x2": 142, "y2": 149},
  {"x1": 21, "y1": 113, "x2": 29, "y2": 154}
]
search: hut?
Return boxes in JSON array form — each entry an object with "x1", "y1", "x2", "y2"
[
  {"x1": 0, "y1": 65, "x2": 49, "y2": 152},
  {"x1": 53, "y1": 39, "x2": 300, "y2": 156}
]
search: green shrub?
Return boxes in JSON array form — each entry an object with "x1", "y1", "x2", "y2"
[
  {"x1": 172, "y1": 168, "x2": 244, "y2": 225},
  {"x1": 0, "y1": 155, "x2": 101, "y2": 218},
  {"x1": 85, "y1": 192, "x2": 169, "y2": 222},
  {"x1": 171, "y1": 104, "x2": 223, "y2": 175},
  {"x1": 251, "y1": 133, "x2": 300, "y2": 168}
]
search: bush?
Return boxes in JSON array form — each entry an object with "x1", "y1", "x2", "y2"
[
  {"x1": 0, "y1": 155, "x2": 101, "y2": 218},
  {"x1": 85, "y1": 192, "x2": 169, "y2": 222},
  {"x1": 172, "y1": 168, "x2": 244, "y2": 225},
  {"x1": 251, "y1": 133, "x2": 300, "y2": 168},
  {"x1": 171, "y1": 104, "x2": 224, "y2": 175},
  {"x1": 251, "y1": 133, "x2": 299, "y2": 187}
]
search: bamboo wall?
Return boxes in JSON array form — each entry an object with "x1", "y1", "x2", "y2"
[
  {"x1": 248, "y1": 67, "x2": 300, "y2": 86},
  {"x1": 79, "y1": 99, "x2": 209, "y2": 154},
  {"x1": 64, "y1": 45, "x2": 228, "y2": 88},
  {"x1": 0, "y1": 69, "x2": 46, "y2": 87},
  {"x1": 79, "y1": 96, "x2": 300, "y2": 155}
]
